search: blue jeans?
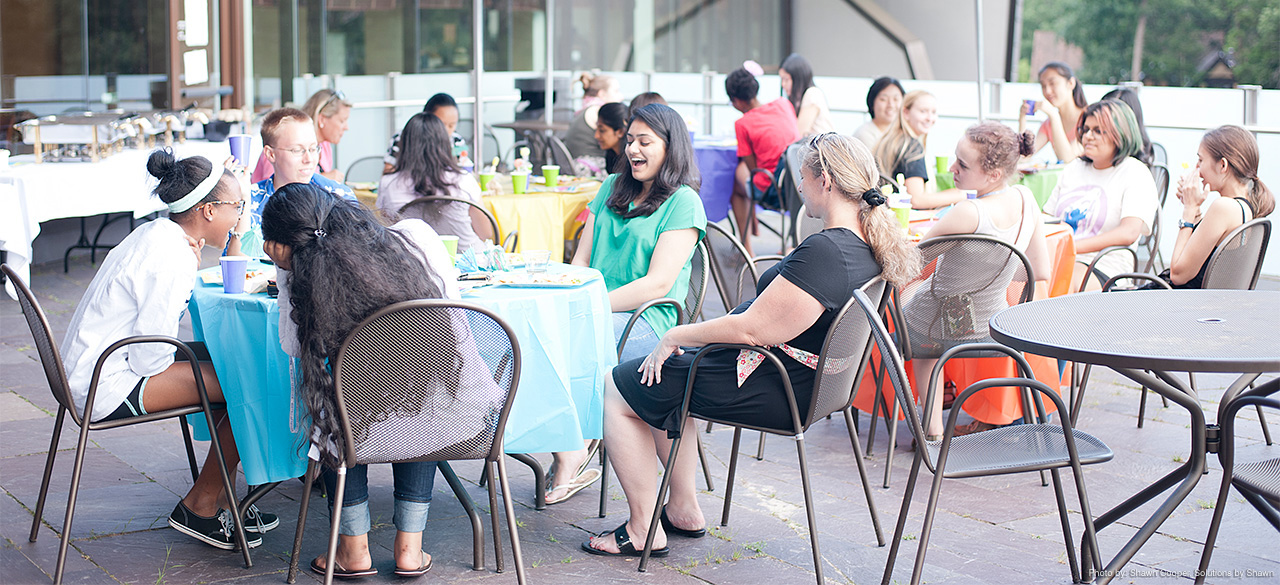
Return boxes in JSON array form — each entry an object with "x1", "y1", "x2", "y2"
[
  {"x1": 614, "y1": 312, "x2": 658, "y2": 362},
  {"x1": 322, "y1": 461, "x2": 438, "y2": 536}
]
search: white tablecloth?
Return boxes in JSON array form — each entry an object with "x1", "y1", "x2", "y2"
[{"x1": 1, "y1": 140, "x2": 257, "y2": 299}]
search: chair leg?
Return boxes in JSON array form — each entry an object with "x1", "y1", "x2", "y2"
[
  {"x1": 439, "y1": 462, "x2": 484, "y2": 570},
  {"x1": 909, "y1": 454, "x2": 949, "y2": 585},
  {"x1": 598, "y1": 447, "x2": 611, "y2": 518},
  {"x1": 704, "y1": 420, "x2": 714, "y2": 433},
  {"x1": 30, "y1": 406, "x2": 65, "y2": 543},
  {"x1": 53, "y1": 415, "x2": 96, "y2": 585},
  {"x1": 287, "y1": 460, "x2": 319, "y2": 584},
  {"x1": 639, "y1": 426, "x2": 685, "y2": 573},
  {"x1": 1257, "y1": 405, "x2": 1273, "y2": 446},
  {"x1": 843, "y1": 408, "x2": 885, "y2": 546},
  {"x1": 755, "y1": 431, "x2": 766, "y2": 461},
  {"x1": 883, "y1": 396, "x2": 901, "y2": 489},
  {"x1": 202, "y1": 409, "x2": 252, "y2": 567},
  {"x1": 1193, "y1": 468, "x2": 1237, "y2": 584},
  {"x1": 321, "y1": 467, "x2": 347, "y2": 585},
  {"x1": 486, "y1": 461, "x2": 504, "y2": 574},
  {"x1": 794, "y1": 435, "x2": 826, "y2": 585},
  {"x1": 1071, "y1": 363, "x2": 1092, "y2": 427},
  {"x1": 867, "y1": 381, "x2": 885, "y2": 454},
  {"x1": 179, "y1": 415, "x2": 200, "y2": 483},
  {"x1": 881, "y1": 450, "x2": 925, "y2": 585},
  {"x1": 695, "y1": 433, "x2": 715, "y2": 491},
  {"x1": 1138, "y1": 385, "x2": 1149, "y2": 428},
  {"x1": 721, "y1": 427, "x2": 743, "y2": 526},
  {"x1": 1070, "y1": 456, "x2": 1103, "y2": 582},
  {"x1": 495, "y1": 456, "x2": 527, "y2": 585},
  {"x1": 1047, "y1": 468, "x2": 1081, "y2": 583}
]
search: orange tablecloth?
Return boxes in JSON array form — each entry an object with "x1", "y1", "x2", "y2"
[
  {"x1": 481, "y1": 175, "x2": 600, "y2": 253},
  {"x1": 852, "y1": 223, "x2": 1076, "y2": 425}
]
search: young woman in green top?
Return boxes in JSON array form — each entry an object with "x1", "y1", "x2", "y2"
[{"x1": 541, "y1": 104, "x2": 706, "y2": 506}]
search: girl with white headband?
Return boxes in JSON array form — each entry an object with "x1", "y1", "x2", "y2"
[{"x1": 60, "y1": 149, "x2": 279, "y2": 550}]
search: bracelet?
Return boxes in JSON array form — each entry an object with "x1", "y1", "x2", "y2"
[{"x1": 1178, "y1": 219, "x2": 1197, "y2": 231}]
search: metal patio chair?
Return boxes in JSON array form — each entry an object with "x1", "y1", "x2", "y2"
[
  {"x1": 399, "y1": 195, "x2": 515, "y2": 251},
  {"x1": 286, "y1": 300, "x2": 526, "y2": 585},
  {"x1": 635, "y1": 281, "x2": 891, "y2": 585},
  {"x1": 856, "y1": 288, "x2": 1113, "y2": 585},
  {"x1": 2, "y1": 264, "x2": 251, "y2": 585},
  {"x1": 343, "y1": 155, "x2": 386, "y2": 185}
]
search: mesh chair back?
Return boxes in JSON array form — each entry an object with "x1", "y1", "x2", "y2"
[
  {"x1": 805, "y1": 277, "x2": 887, "y2": 426},
  {"x1": 1151, "y1": 164, "x2": 1170, "y2": 207},
  {"x1": 399, "y1": 196, "x2": 502, "y2": 245},
  {"x1": 684, "y1": 241, "x2": 711, "y2": 324},
  {"x1": 1202, "y1": 219, "x2": 1271, "y2": 290},
  {"x1": 705, "y1": 222, "x2": 761, "y2": 313},
  {"x1": 2, "y1": 265, "x2": 79, "y2": 424},
  {"x1": 852, "y1": 289, "x2": 930, "y2": 458},
  {"x1": 345, "y1": 156, "x2": 387, "y2": 185},
  {"x1": 332, "y1": 300, "x2": 520, "y2": 466},
  {"x1": 899, "y1": 235, "x2": 1034, "y2": 359},
  {"x1": 1152, "y1": 142, "x2": 1168, "y2": 167}
]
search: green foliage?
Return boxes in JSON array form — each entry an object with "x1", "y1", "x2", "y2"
[{"x1": 1021, "y1": 0, "x2": 1279, "y2": 88}]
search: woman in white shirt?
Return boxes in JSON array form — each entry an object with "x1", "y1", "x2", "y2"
[
  {"x1": 852, "y1": 76, "x2": 904, "y2": 148},
  {"x1": 263, "y1": 183, "x2": 492, "y2": 579},
  {"x1": 60, "y1": 149, "x2": 277, "y2": 550},
  {"x1": 779, "y1": 53, "x2": 833, "y2": 136},
  {"x1": 379, "y1": 112, "x2": 487, "y2": 252},
  {"x1": 1043, "y1": 100, "x2": 1158, "y2": 290}
]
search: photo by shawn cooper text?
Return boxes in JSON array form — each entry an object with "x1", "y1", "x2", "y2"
[{"x1": 1094, "y1": 568, "x2": 1276, "y2": 579}]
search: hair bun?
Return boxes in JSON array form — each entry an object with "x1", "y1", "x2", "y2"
[
  {"x1": 1017, "y1": 131, "x2": 1035, "y2": 156},
  {"x1": 146, "y1": 148, "x2": 179, "y2": 181}
]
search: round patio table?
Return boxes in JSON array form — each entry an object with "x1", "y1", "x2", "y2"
[{"x1": 990, "y1": 289, "x2": 1280, "y2": 584}]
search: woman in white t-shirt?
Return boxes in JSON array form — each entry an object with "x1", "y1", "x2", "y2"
[
  {"x1": 262, "y1": 183, "x2": 498, "y2": 578},
  {"x1": 60, "y1": 150, "x2": 280, "y2": 550},
  {"x1": 779, "y1": 53, "x2": 833, "y2": 136},
  {"x1": 1043, "y1": 100, "x2": 1158, "y2": 290},
  {"x1": 379, "y1": 112, "x2": 487, "y2": 252}
]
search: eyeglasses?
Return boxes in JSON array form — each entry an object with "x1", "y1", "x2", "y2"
[
  {"x1": 269, "y1": 144, "x2": 321, "y2": 157},
  {"x1": 318, "y1": 90, "x2": 347, "y2": 115},
  {"x1": 1080, "y1": 125, "x2": 1108, "y2": 138},
  {"x1": 205, "y1": 200, "x2": 246, "y2": 215}
]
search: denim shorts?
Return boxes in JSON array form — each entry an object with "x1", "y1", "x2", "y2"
[{"x1": 614, "y1": 312, "x2": 658, "y2": 362}]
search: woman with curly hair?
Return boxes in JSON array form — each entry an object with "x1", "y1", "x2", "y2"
[
  {"x1": 584, "y1": 133, "x2": 919, "y2": 557},
  {"x1": 261, "y1": 183, "x2": 472, "y2": 578}
]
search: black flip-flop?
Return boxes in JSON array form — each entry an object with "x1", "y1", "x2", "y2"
[
  {"x1": 310, "y1": 556, "x2": 377, "y2": 579},
  {"x1": 581, "y1": 523, "x2": 670, "y2": 558},
  {"x1": 660, "y1": 505, "x2": 707, "y2": 538},
  {"x1": 393, "y1": 552, "x2": 433, "y2": 577}
]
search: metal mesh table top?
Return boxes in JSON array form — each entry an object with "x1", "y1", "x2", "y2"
[{"x1": 990, "y1": 290, "x2": 1280, "y2": 373}]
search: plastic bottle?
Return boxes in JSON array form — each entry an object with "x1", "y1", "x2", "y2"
[{"x1": 458, "y1": 150, "x2": 474, "y2": 174}]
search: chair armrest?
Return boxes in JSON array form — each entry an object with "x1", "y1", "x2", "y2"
[
  {"x1": 931, "y1": 343, "x2": 1044, "y2": 423},
  {"x1": 750, "y1": 168, "x2": 775, "y2": 188},
  {"x1": 1102, "y1": 272, "x2": 1170, "y2": 291},
  {"x1": 943, "y1": 377, "x2": 1081, "y2": 451},
  {"x1": 617, "y1": 298, "x2": 684, "y2": 358},
  {"x1": 1079, "y1": 246, "x2": 1138, "y2": 290},
  {"x1": 85, "y1": 336, "x2": 214, "y2": 422}
]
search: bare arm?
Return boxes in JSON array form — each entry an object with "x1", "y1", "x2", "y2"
[
  {"x1": 607, "y1": 227, "x2": 700, "y2": 312},
  {"x1": 639, "y1": 272, "x2": 827, "y2": 385},
  {"x1": 796, "y1": 103, "x2": 820, "y2": 136},
  {"x1": 912, "y1": 186, "x2": 967, "y2": 210},
  {"x1": 921, "y1": 200, "x2": 980, "y2": 238},
  {"x1": 1169, "y1": 181, "x2": 1238, "y2": 286},
  {"x1": 1042, "y1": 107, "x2": 1081, "y2": 163}
]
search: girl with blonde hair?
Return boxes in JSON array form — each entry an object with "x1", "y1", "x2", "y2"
[{"x1": 874, "y1": 90, "x2": 963, "y2": 209}]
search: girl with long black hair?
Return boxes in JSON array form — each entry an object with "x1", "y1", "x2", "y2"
[
  {"x1": 779, "y1": 53, "x2": 833, "y2": 136},
  {"x1": 593, "y1": 101, "x2": 628, "y2": 174},
  {"x1": 378, "y1": 112, "x2": 486, "y2": 251},
  {"x1": 262, "y1": 183, "x2": 480, "y2": 578}
]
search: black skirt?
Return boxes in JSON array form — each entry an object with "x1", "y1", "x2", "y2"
[{"x1": 613, "y1": 346, "x2": 816, "y2": 438}]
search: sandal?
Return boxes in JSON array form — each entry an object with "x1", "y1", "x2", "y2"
[
  {"x1": 545, "y1": 468, "x2": 602, "y2": 505},
  {"x1": 581, "y1": 523, "x2": 671, "y2": 558},
  {"x1": 393, "y1": 551, "x2": 433, "y2": 578},
  {"x1": 660, "y1": 505, "x2": 706, "y2": 538},
  {"x1": 941, "y1": 381, "x2": 958, "y2": 410},
  {"x1": 310, "y1": 556, "x2": 377, "y2": 579}
]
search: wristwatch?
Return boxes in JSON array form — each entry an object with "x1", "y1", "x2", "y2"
[{"x1": 1178, "y1": 219, "x2": 1198, "y2": 231}]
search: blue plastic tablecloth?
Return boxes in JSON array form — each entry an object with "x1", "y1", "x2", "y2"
[
  {"x1": 694, "y1": 140, "x2": 738, "y2": 223},
  {"x1": 188, "y1": 263, "x2": 616, "y2": 486}
]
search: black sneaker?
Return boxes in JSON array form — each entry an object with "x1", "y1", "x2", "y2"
[
  {"x1": 243, "y1": 505, "x2": 279, "y2": 533},
  {"x1": 168, "y1": 502, "x2": 262, "y2": 550}
]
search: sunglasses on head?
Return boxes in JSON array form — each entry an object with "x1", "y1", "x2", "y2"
[{"x1": 318, "y1": 90, "x2": 347, "y2": 115}]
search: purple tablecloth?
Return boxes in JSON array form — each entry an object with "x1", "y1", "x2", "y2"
[{"x1": 694, "y1": 140, "x2": 738, "y2": 223}]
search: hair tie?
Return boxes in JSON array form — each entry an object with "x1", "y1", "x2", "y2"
[
  {"x1": 166, "y1": 159, "x2": 222, "y2": 213},
  {"x1": 314, "y1": 228, "x2": 327, "y2": 239},
  {"x1": 742, "y1": 60, "x2": 764, "y2": 77},
  {"x1": 862, "y1": 189, "x2": 887, "y2": 207}
]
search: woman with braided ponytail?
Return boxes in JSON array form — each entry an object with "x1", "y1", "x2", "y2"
[
  {"x1": 583, "y1": 133, "x2": 919, "y2": 557},
  {"x1": 261, "y1": 183, "x2": 489, "y2": 578}
]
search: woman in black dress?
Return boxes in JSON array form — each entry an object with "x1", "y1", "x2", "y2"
[{"x1": 583, "y1": 133, "x2": 921, "y2": 557}]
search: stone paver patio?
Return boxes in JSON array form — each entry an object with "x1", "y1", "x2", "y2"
[{"x1": 2, "y1": 249, "x2": 1277, "y2": 585}]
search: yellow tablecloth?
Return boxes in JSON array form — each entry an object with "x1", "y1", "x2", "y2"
[{"x1": 481, "y1": 175, "x2": 600, "y2": 253}]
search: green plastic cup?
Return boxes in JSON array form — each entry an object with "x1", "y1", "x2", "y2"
[
  {"x1": 542, "y1": 165, "x2": 560, "y2": 188},
  {"x1": 478, "y1": 172, "x2": 495, "y2": 192},
  {"x1": 935, "y1": 156, "x2": 949, "y2": 175},
  {"x1": 512, "y1": 172, "x2": 529, "y2": 195},
  {"x1": 439, "y1": 235, "x2": 459, "y2": 262},
  {"x1": 890, "y1": 202, "x2": 911, "y2": 230}
]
